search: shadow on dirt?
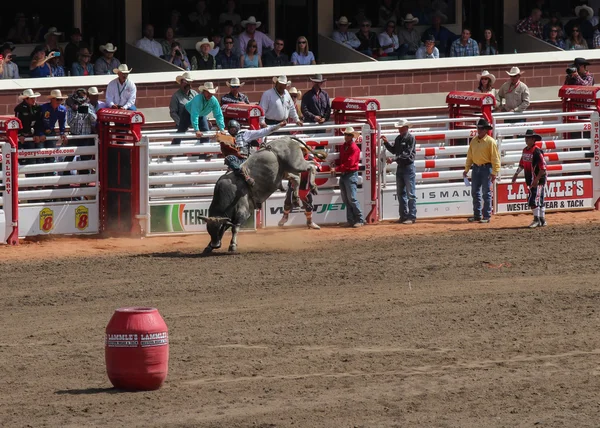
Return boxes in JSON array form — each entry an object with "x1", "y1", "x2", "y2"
[
  {"x1": 131, "y1": 251, "x2": 237, "y2": 259},
  {"x1": 55, "y1": 387, "x2": 123, "y2": 395}
]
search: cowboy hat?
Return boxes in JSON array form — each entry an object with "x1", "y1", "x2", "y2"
[
  {"x1": 47, "y1": 89, "x2": 67, "y2": 100},
  {"x1": 99, "y1": 43, "x2": 117, "y2": 53},
  {"x1": 522, "y1": 129, "x2": 542, "y2": 141},
  {"x1": 272, "y1": 75, "x2": 291, "y2": 86},
  {"x1": 18, "y1": 89, "x2": 41, "y2": 101},
  {"x1": 198, "y1": 82, "x2": 218, "y2": 94},
  {"x1": 575, "y1": 5, "x2": 594, "y2": 17},
  {"x1": 336, "y1": 16, "x2": 351, "y2": 25},
  {"x1": 288, "y1": 87, "x2": 301, "y2": 97},
  {"x1": 241, "y1": 16, "x2": 261, "y2": 28},
  {"x1": 176, "y1": 72, "x2": 194, "y2": 84},
  {"x1": 310, "y1": 74, "x2": 327, "y2": 83},
  {"x1": 44, "y1": 27, "x2": 62, "y2": 39},
  {"x1": 506, "y1": 66, "x2": 523, "y2": 76},
  {"x1": 431, "y1": 10, "x2": 448, "y2": 22},
  {"x1": 476, "y1": 70, "x2": 496, "y2": 85},
  {"x1": 226, "y1": 77, "x2": 245, "y2": 87},
  {"x1": 87, "y1": 87, "x2": 104, "y2": 96},
  {"x1": 476, "y1": 118, "x2": 493, "y2": 129},
  {"x1": 343, "y1": 126, "x2": 359, "y2": 135},
  {"x1": 402, "y1": 14, "x2": 419, "y2": 24},
  {"x1": 195, "y1": 38, "x2": 214, "y2": 52},
  {"x1": 574, "y1": 57, "x2": 590, "y2": 66},
  {"x1": 394, "y1": 119, "x2": 412, "y2": 128},
  {"x1": 113, "y1": 64, "x2": 132, "y2": 74}
]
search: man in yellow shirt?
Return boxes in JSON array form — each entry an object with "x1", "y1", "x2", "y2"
[{"x1": 463, "y1": 119, "x2": 501, "y2": 223}]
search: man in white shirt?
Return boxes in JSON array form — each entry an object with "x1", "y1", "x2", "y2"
[
  {"x1": 135, "y1": 24, "x2": 163, "y2": 57},
  {"x1": 106, "y1": 64, "x2": 137, "y2": 110},
  {"x1": 238, "y1": 16, "x2": 274, "y2": 56},
  {"x1": 332, "y1": 16, "x2": 361, "y2": 49},
  {"x1": 259, "y1": 76, "x2": 303, "y2": 128}
]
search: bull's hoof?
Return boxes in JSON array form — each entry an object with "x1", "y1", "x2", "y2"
[{"x1": 228, "y1": 244, "x2": 237, "y2": 252}]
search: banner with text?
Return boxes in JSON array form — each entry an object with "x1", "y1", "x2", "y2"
[
  {"x1": 381, "y1": 184, "x2": 473, "y2": 219},
  {"x1": 150, "y1": 201, "x2": 256, "y2": 234},
  {"x1": 496, "y1": 177, "x2": 593, "y2": 213},
  {"x1": 18, "y1": 203, "x2": 99, "y2": 237}
]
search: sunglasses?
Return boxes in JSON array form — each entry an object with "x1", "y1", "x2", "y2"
[
  {"x1": 275, "y1": 42, "x2": 284, "y2": 45},
  {"x1": 298, "y1": 41, "x2": 307, "y2": 44},
  {"x1": 250, "y1": 44, "x2": 257, "y2": 47}
]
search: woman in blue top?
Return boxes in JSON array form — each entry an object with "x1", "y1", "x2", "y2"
[
  {"x1": 71, "y1": 47, "x2": 95, "y2": 76},
  {"x1": 291, "y1": 36, "x2": 316, "y2": 65},
  {"x1": 240, "y1": 39, "x2": 262, "y2": 68},
  {"x1": 29, "y1": 45, "x2": 53, "y2": 77}
]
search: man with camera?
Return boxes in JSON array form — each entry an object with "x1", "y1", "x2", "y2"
[
  {"x1": 565, "y1": 57, "x2": 594, "y2": 86},
  {"x1": 165, "y1": 41, "x2": 190, "y2": 71},
  {"x1": 0, "y1": 43, "x2": 19, "y2": 79}
]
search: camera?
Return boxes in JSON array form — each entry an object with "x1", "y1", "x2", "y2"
[
  {"x1": 175, "y1": 50, "x2": 182, "y2": 56},
  {"x1": 566, "y1": 67, "x2": 577, "y2": 75},
  {"x1": 77, "y1": 105, "x2": 89, "y2": 114}
]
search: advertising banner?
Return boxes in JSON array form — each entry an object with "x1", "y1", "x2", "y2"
[
  {"x1": 496, "y1": 177, "x2": 593, "y2": 213},
  {"x1": 149, "y1": 201, "x2": 256, "y2": 234},
  {"x1": 381, "y1": 184, "x2": 473, "y2": 219},
  {"x1": 18, "y1": 203, "x2": 99, "y2": 237}
]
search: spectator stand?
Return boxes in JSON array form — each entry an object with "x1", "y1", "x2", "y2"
[
  {"x1": 97, "y1": 109, "x2": 145, "y2": 235},
  {"x1": 0, "y1": 117, "x2": 21, "y2": 245},
  {"x1": 16, "y1": 132, "x2": 100, "y2": 239}
]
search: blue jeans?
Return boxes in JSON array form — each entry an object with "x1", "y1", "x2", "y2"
[
  {"x1": 339, "y1": 172, "x2": 364, "y2": 225},
  {"x1": 396, "y1": 163, "x2": 417, "y2": 220},
  {"x1": 171, "y1": 109, "x2": 209, "y2": 145},
  {"x1": 471, "y1": 164, "x2": 493, "y2": 219}
]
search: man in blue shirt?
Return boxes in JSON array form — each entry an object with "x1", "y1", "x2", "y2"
[
  {"x1": 171, "y1": 81, "x2": 225, "y2": 149},
  {"x1": 38, "y1": 89, "x2": 69, "y2": 171}
]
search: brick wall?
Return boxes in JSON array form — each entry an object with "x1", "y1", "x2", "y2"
[{"x1": 0, "y1": 60, "x2": 596, "y2": 116}]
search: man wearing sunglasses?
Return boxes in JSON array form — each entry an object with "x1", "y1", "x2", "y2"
[
  {"x1": 216, "y1": 36, "x2": 240, "y2": 69},
  {"x1": 356, "y1": 20, "x2": 382, "y2": 57},
  {"x1": 263, "y1": 38, "x2": 289, "y2": 67}
]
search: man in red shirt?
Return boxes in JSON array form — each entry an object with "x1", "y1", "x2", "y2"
[
  {"x1": 512, "y1": 129, "x2": 547, "y2": 228},
  {"x1": 331, "y1": 127, "x2": 364, "y2": 227}
]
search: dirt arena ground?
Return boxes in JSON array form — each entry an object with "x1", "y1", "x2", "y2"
[{"x1": 1, "y1": 211, "x2": 600, "y2": 428}]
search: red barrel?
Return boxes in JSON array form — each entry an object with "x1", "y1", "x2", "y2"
[{"x1": 105, "y1": 307, "x2": 169, "y2": 391}]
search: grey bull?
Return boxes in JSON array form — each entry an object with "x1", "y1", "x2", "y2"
[{"x1": 200, "y1": 136, "x2": 322, "y2": 253}]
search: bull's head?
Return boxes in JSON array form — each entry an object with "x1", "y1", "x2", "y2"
[{"x1": 199, "y1": 216, "x2": 234, "y2": 249}]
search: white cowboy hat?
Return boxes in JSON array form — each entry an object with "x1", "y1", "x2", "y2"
[
  {"x1": 176, "y1": 72, "x2": 194, "y2": 84},
  {"x1": 18, "y1": 89, "x2": 41, "y2": 101},
  {"x1": 100, "y1": 43, "x2": 117, "y2": 53},
  {"x1": 44, "y1": 27, "x2": 62, "y2": 39},
  {"x1": 506, "y1": 66, "x2": 523, "y2": 76},
  {"x1": 394, "y1": 119, "x2": 412, "y2": 128},
  {"x1": 226, "y1": 77, "x2": 245, "y2": 87},
  {"x1": 288, "y1": 87, "x2": 301, "y2": 97},
  {"x1": 272, "y1": 75, "x2": 291, "y2": 86},
  {"x1": 198, "y1": 82, "x2": 218, "y2": 94},
  {"x1": 87, "y1": 87, "x2": 104, "y2": 96},
  {"x1": 336, "y1": 16, "x2": 351, "y2": 25},
  {"x1": 343, "y1": 126, "x2": 359, "y2": 135},
  {"x1": 309, "y1": 74, "x2": 327, "y2": 83},
  {"x1": 575, "y1": 5, "x2": 594, "y2": 17},
  {"x1": 195, "y1": 38, "x2": 214, "y2": 52},
  {"x1": 476, "y1": 70, "x2": 496, "y2": 85},
  {"x1": 241, "y1": 16, "x2": 261, "y2": 28},
  {"x1": 402, "y1": 14, "x2": 419, "y2": 24},
  {"x1": 113, "y1": 64, "x2": 132, "y2": 74},
  {"x1": 47, "y1": 89, "x2": 67, "y2": 100}
]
